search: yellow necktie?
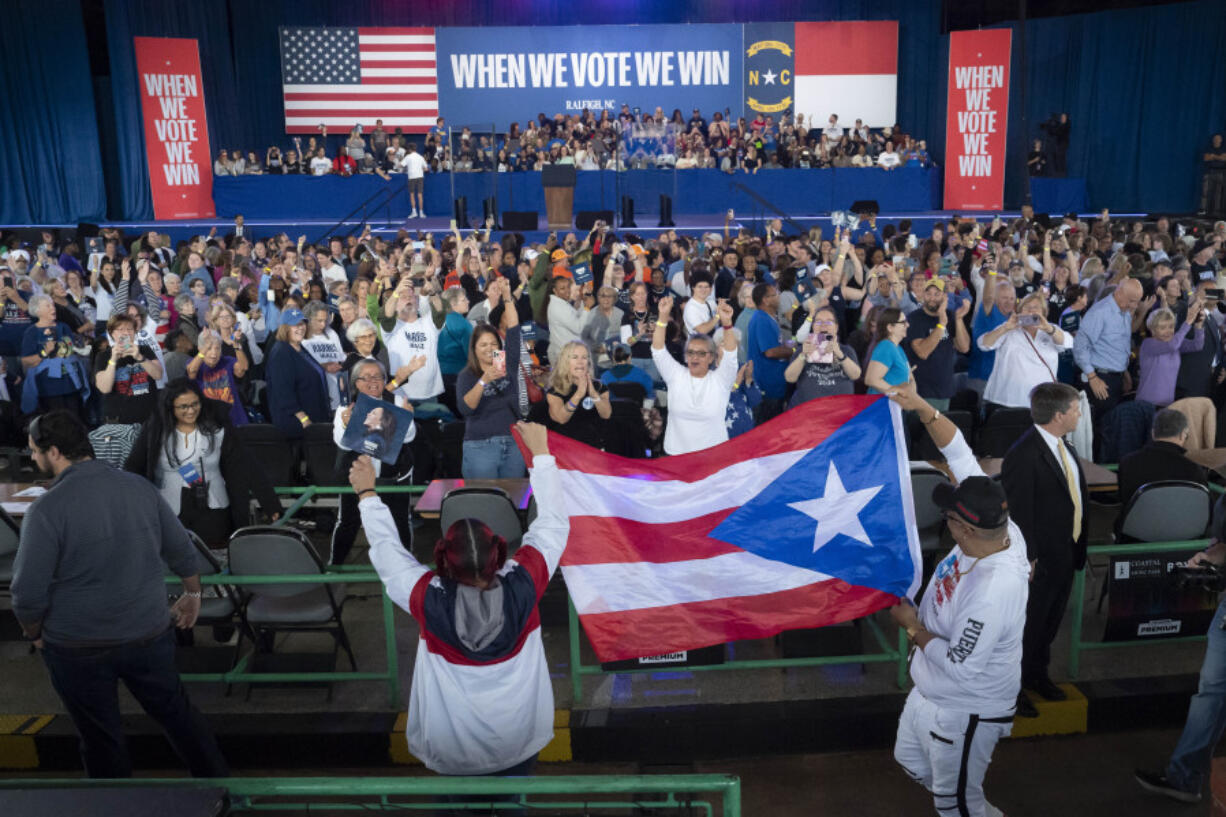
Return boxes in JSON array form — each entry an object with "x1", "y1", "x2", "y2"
[{"x1": 1057, "y1": 440, "x2": 1082, "y2": 541}]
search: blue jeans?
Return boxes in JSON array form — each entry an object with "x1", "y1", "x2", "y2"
[
  {"x1": 1167, "y1": 597, "x2": 1226, "y2": 793},
  {"x1": 462, "y1": 435, "x2": 526, "y2": 478},
  {"x1": 40, "y1": 627, "x2": 229, "y2": 778}
]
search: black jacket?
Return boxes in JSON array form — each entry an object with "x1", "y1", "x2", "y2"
[
  {"x1": 1117, "y1": 440, "x2": 1208, "y2": 509},
  {"x1": 1175, "y1": 316, "x2": 1220, "y2": 400},
  {"x1": 124, "y1": 396, "x2": 282, "y2": 530},
  {"x1": 1000, "y1": 426, "x2": 1091, "y2": 571}
]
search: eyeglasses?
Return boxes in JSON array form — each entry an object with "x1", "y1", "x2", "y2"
[
  {"x1": 173, "y1": 401, "x2": 201, "y2": 411},
  {"x1": 685, "y1": 350, "x2": 713, "y2": 359}
]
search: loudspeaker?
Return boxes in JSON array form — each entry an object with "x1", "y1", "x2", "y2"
[
  {"x1": 575, "y1": 210, "x2": 615, "y2": 231},
  {"x1": 482, "y1": 197, "x2": 500, "y2": 229},
  {"x1": 501, "y1": 211, "x2": 538, "y2": 231},
  {"x1": 452, "y1": 197, "x2": 468, "y2": 228},
  {"x1": 620, "y1": 196, "x2": 636, "y2": 229},
  {"x1": 658, "y1": 195, "x2": 675, "y2": 228}
]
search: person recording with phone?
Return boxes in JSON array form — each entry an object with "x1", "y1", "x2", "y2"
[
  {"x1": 977, "y1": 292, "x2": 1072, "y2": 413},
  {"x1": 456, "y1": 280, "x2": 525, "y2": 478},
  {"x1": 784, "y1": 307, "x2": 861, "y2": 407},
  {"x1": 95, "y1": 313, "x2": 163, "y2": 425}
]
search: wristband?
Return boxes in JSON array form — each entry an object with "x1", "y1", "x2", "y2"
[
  {"x1": 922, "y1": 409, "x2": 942, "y2": 426},
  {"x1": 987, "y1": 271, "x2": 997, "y2": 276},
  {"x1": 387, "y1": 378, "x2": 398, "y2": 390},
  {"x1": 721, "y1": 322, "x2": 733, "y2": 329},
  {"x1": 357, "y1": 489, "x2": 377, "y2": 502},
  {"x1": 656, "y1": 320, "x2": 668, "y2": 328},
  {"x1": 477, "y1": 379, "x2": 486, "y2": 388},
  {"x1": 566, "y1": 400, "x2": 577, "y2": 411},
  {"x1": 298, "y1": 415, "x2": 309, "y2": 426},
  {"x1": 936, "y1": 324, "x2": 946, "y2": 330},
  {"x1": 181, "y1": 591, "x2": 202, "y2": 600},
  {"x1": 106, "y1": 359, "x2": 117, "y2": 368},
  {"x1": 196, "y1": 353, "x2": 206, "y2": 360}
]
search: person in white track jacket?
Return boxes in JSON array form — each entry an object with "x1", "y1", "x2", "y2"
[{"x1": 350, "y1": 421, "x2": 567, "y2": 777}]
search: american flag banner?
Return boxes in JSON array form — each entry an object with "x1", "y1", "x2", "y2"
[{"x1": 279, "y1": 27, "x2": 439, "y2": 134}]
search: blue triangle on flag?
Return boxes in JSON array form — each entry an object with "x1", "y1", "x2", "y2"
[{"x1": 708, "y1": 398, "x2": 913, "y2": 598}]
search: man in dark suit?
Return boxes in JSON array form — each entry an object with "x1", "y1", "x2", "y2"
[
  {"x1": 1001, "y1": 383, "x2": 1089, "y2": 716},
  {"x1": 1117, "y1": 408, "x2": 1208, "y2": 510}
]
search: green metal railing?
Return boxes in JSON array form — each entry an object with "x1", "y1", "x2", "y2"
[
  {"x1": 0, "y1": 774, "x2": 743, "y2": 815},
  {"x1": 168, "y1": 570, "x2": 400, "y2": 707},
  {"x1": 1068, "y1": 539, "x2": 1211, "y2": 678},
  {"x1": 566, "y1": 598, "x2": 911, "y2": 701},
  {"x1": 271, "y1": 484, "x2": 425, "y2": 527}
]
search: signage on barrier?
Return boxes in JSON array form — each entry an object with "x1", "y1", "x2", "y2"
[
  {"x1": 1103, "y1": 552, "x2": 1218, "y2": 641},
  {"x1": 943, "y1": 29, "x2": 1011, "y2": 210}
]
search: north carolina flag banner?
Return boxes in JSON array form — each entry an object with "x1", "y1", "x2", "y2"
[
  {"x1": 517, "y1": 395, "x2": 922, "y2": 662},
  {"x1": 745, "y1": 21, "x2": 898, "y2": 127}
]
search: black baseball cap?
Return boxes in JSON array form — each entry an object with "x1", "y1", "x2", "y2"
[{"x1": 933, "y1": 476, "x2": 1008, "y2": 529}]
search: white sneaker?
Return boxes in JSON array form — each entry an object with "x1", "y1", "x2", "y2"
[
  {"x1": 417, "y1": 211, "x2": 425, "y2": 219},
  {"x1": 409, "y1": 209, "x2": 418, "y2": 219}
]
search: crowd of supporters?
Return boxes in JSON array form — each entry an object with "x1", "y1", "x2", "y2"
[
  {"x1": 0, "y1": 208, "x2": 1223, "y2": 558},
  {"x1": 211, "y1": 108, "x2": 934, "y2": 177}
]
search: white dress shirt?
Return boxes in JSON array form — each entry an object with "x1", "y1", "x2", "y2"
[
  {"x1": 979, "y1": 327, "x2": 1073, "y2": 408},
  {"x1": 1034, "y1": 424, "x2": 1082, "y2": 496}
]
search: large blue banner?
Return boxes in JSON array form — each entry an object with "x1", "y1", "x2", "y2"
[{"x1": 434, "y1": 25, "x2": 745, "y2": 127}]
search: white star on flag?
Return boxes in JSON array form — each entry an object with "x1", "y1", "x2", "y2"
[
  {"x1": 762, "y1": 69, "x2": 778, "y2": 85},
  {"x1": 788, "y1": 462, "x2": 883, "y2": 553}
]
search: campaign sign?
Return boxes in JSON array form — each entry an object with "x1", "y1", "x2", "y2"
[
  {"x1": 341, "y1": 394, "x2": 413, "y2": 465},
  {"x1": 434, "y1": 25, "x2": 744, "y2": 127},
  {"x1": 943, "y1": 29, "x2": 1011, "y2": 210},
  {"x1": 1103, "y1": 551, "x2": 1219, "y2": 642},
  {"x1": 134, "y1": 37, "x2": 215, "y2": 219}
]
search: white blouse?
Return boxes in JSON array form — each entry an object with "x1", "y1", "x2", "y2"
[
  {"x1": 156, "y1": 428, "x2": 228, "y2": 513},
  {"x1": 979, "y1": 327, "x2": 1073, "y2": 408},
  {"x1": 652, "y1": 344, "x2": 738, "y2": 455}
]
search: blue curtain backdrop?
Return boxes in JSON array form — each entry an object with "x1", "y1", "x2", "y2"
[
  {"x1": 1006, "y1": 0, "x2": 1226, "y2": 214},
  {"x1": 0, "y1": 0, "x2": 106, "y2": 224},
  {"x1": 3, "y1": 0, "x2": 1222, "y2": 223}
]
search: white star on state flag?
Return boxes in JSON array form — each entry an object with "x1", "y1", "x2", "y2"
[
  {"x1": 788, "y1": 462, "x2": 883, "y2": 553},
  {"x1": 762, "y1": 69, "x2": 777, "y2": 85}
]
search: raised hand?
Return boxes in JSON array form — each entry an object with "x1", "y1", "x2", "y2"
[{"x1": 658, "y1": 295, "x2": 674, "y2": 316}]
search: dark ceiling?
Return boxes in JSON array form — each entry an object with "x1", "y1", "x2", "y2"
[{"x1": 942, "y1": 0, "x2": 1193, "y2": 32}]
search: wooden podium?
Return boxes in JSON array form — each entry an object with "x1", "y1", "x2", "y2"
[{"x1": 542, "y1": 165, "x2": 576, "y2": 230}]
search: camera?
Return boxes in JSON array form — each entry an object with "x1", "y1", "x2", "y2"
[{"x1": 1172, "y1": 563, "x2": 1226, "y2": 593}]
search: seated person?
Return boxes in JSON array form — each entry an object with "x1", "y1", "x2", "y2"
[{"x1": 1117, "y1": 408, "x2": 1209, "y2": 511}]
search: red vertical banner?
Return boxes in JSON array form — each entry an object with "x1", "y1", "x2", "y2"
[
  {"x1": 943, "y1": 29, "x2": 1011, "y2": 210},
  {"x1": 134, "y1": 37, "x2": 215, "y2": 219}
]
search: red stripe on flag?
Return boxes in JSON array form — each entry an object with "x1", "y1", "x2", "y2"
[
  {"x1": 561, "y1": 509, "x2": 741, "y2": 567},
  {"x1": 359, "y1": 59, "x2": 438, "y2": 69},
  {"x1": 284, "y1": 92, "x2": 439, "y2": 101},
  {"x1": 281, "y1": 108, "x2": 438, "y2": 118},
  {"x1": 576, "y1": 579, "x2": 897, "y2": 662},
  {"x1": 360, "y1": 76, "x2": 437, "y2": 85},
  {"x1": 526, "y1": 394, "x2": 884, "y2": 482},
  {"x1": 794, "y1": 21, "x2": 898, "y2": 76},
  {"x1": 357, "y1": 43, "x2": 435, "y2": 53},
  {"x1": 358, "y1": 27, "x2": 434, "y2": 36}
]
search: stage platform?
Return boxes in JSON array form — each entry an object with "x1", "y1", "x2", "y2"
[
  {"x1": 0, "y1": 494, "x2": 1205, "y2": 772},
  {"x1": 1, "y1": 208, "x2": 1142, "y2": 251}
]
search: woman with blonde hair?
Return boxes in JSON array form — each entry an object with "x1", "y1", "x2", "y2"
[{"x1": 544, "y1": 340, "x2": 611, "y2": 449}]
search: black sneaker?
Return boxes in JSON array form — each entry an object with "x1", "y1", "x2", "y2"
[
  {"x1": 1135, "y1": 769, "x2": 1201, "y2": 803},
  {"x1": 1016, "y1": 691, "x2": 1038, "y2": 718}
]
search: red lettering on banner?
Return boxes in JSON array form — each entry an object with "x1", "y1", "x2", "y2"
[
  {"x1": 134, "y1": 37, "x2": 215, "y2": 219},
  {"x1": 943, "y1": 30, "x2": 1011, "y2": 210}
]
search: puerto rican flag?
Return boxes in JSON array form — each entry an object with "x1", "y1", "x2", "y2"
[{"x1": 515, "y1": 395, "x2": 922, "y2": 662}]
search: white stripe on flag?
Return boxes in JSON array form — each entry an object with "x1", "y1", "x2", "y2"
[
  {"x1": 283, "y1": 84, "x2": 439, "y2": 94},
  {"x1": 286, "y1": 116, "x2": 438, "y2": 128},
  {"x1": 361, "y1": 67, "x2": 436, "y2": 78},
  {"x1": 358, "y1": 34, "x2": 436, "y2": 45},
  {"x1": 359, "y1": 52, "x2": 436, "y2": 62},
  {"x1": 285, "y1": 100, "x2": 438, "y2": 110},
  {"x1": 558, "y1": 450, "x2": 807, "y2": 524},
  {"x1": 794, "y1": 74, "x2": 898, "y2": 130},
  {"x1": 563, "y1": 550, "x2": 832, "y2": 615}
]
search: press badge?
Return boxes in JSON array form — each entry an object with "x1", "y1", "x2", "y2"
[{"x1": 178, "y1": 462, "x2": 209, "y2": 501}]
